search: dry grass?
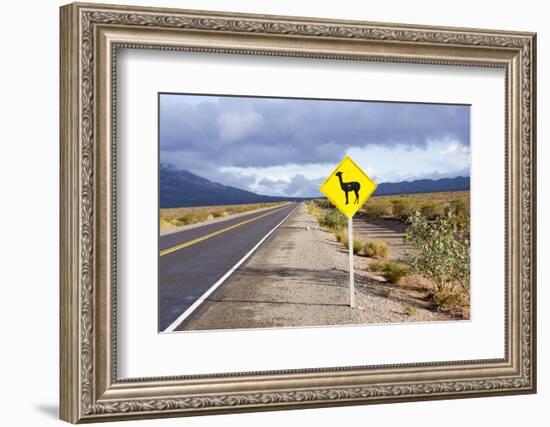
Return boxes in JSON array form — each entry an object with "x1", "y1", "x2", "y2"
[
  {"x1": 369, "y1": 261, "x2": 411, "y2": 284},
  {"x1": 343, "y1": 237, "x2": 363, "y2": 253},
  {"x1": 368, "y1": 260, "x2": 385, "y2": 272},
  {"x1": 308, "y1": 203, "x2": 389, "y2": 260},
  {"x1": 401, "y1": 273, "x2": 435, "y2": 291},
  {"x1": 428, "y1": 286, "x2": 468, "y2": 312},
  {"x1": 360, "y1": 191, "x2": 470, "y2": 220},
  {"x1": 362, "y1": 240, "x2": 390, "y2": 259},
  {"x1": 334, "y1": 229, "x2": 348, "y2": 243},
  {"x1": 403, "y1": 304, "x2": 418, "y2": 316},
  {"x1": 160, "y1": 202, "x2": 285, "y2": 229},
  {"x1": 311, "y1": 191, "x2": 470, "y2": 222}
]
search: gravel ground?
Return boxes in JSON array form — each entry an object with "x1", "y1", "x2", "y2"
[{"x1": 181, "y1": 203, "x2": 452, "y2": 330}]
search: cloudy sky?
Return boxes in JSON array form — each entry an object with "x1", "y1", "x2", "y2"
[{"x1": 160, "y1": 94, "x2": 470, "y2": 197}]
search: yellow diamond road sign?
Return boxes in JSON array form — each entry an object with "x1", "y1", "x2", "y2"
[{"x1": 320, "y1": 155, "x2": 377, "y2": 218}]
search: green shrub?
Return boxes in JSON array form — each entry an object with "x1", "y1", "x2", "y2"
[
  {"x1": 391, "y1": 198, "x2": 415, "y2": 219},
  {"x1": 405, "y1": 210, "x2": 470, "y2": 298},
  {"x1": 363, "y1": 199, "x2": 392, "y2": 218},
  {"x1": 420, "y1": 202, "x2": 441, "y2": 218},
  {"x1": 449, "y1": 197, "x2": 469, "y2": 217},
  {"x1": 316, "y1": 199, "x2": 334, "y2": 209},
  {"x1": 362, "y1": 240, "x2": 390, "y2": 259},
  {"x1": 318, "y1": 209, "x2": 347, "y2": 230},
  {"x1": 367, "y1": 261, "x2": 410, "y2": 283},
  {"x1": 343, "y1": 237, "x2": 362, "y2": 253},
  {"x1": 368, "y1": 260, "x2": 385, "y2": 272},
  {"x1": 382, "y1": 263, "x2": 411, "y2": 284},
  {"x1": 445, "y1": 198, "x2": 470, "y2": 239}
]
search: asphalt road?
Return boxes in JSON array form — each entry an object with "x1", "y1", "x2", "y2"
[{"x1": 158, "y1": 202, "x2": 298, "y2": 331}]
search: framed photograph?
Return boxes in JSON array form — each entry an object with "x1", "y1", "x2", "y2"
[{"x1": 60, "y1": 2, "x2": 537, "y2": 423}]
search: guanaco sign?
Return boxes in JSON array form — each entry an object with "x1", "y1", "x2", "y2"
[
  {"x1": 319, "y1": 155, "x2": 377, "y2": 308},
  {"x1": 319, "y1": 155, "x2": 377, "y2": 218}
]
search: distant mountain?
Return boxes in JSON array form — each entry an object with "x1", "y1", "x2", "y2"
[
  {"x1": 373, "y1": 176, "x2": 470, "y2": 196},
  {"x1": 160, "y1": 165, "x2": 300, "y2": 208},
  {"x1": 160, "y1": 166, "x2": 470, "y2": 208}
]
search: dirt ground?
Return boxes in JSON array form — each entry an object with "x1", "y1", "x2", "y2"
[
  {"x1": 353, "y1": 215, "x2": 413, "y2": 262},
  {"x1": 179, "y1": 203, "x2": 453, "y2": 331}
]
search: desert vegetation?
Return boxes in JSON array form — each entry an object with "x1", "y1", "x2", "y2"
[
  {"x1": 308, "y1": 190, "x2": 471, "y2": 319},
  {"x1": 360, "y1": 191, "x2": 469, "y2": 221},
  {"x1": 362, "y1": 240, "x2": 390, "y2": 259},
  {"x1": 307, "y1": 202, "x2": 391, "y2": 259},
  {"x1": 405, "y1": 209, "x2": 470, "y2": 314},
  {"x1": 160, "y1": 202, "x2": 286, "y2": 230},
  {"x1": 368, "y1": 261, "x2": 411, "y2": 284}
]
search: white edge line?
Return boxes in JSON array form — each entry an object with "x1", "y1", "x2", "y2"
[{"x1": 162, "y1": 203, "x2": 299, "y2": 333}]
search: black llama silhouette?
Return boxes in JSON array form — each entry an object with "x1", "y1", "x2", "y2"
[{"x1": 335, "y1": 171, "x2": 361, "y2": 205}]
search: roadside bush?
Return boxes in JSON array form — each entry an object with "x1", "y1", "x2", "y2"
[
  {"x1": 382, "y1": 263, "x2": 411, "y2": 284},
  {"x1": 160, "y1": 217, "x2": 180, "y2": 229},
  {"x1": 177, "y1": 211, "x2": 210, "y2": 225},
  {"x1": 420, "y1": 202, "x2": 441, "y2": 218},
  {"x1": 405, "y1": 210, "x2": 470, "y2": 298},
  {"x1": 318, "y1": 209, "x2": 347, "y2": 230},
  {"x1": 368, "y1": 261, "x2": 410, "y2": 284},
  {"x1": 343, "y1": 237, "x2": 362, "y2": 253},
  {"x1": 449, "y1": 197, "x2": 469, "y2": 217},
  {"x1": 342, "y1": 238, "x2": 348, "y2": 248},
  {"x1": 362, "y1": 240, "x2": 390, "y2": 259},
  {"x1": 391, "y1": 198, "x2": 416, "y2": 219},
  {"x1": 368, "y1": 260, "x2": 385, "y2": 272},
  {"x1": 307, "y1": 202, "x2": 322, "y2": 218},
  {"x1": 211, "y1": 209, "x2": 226, "y2": 218},
  {"x1": 445, "y1": 197, "x2": 470, "y2": 240},
  {"x1": 334, "y1": 229, "x2": 348, "y2": 243},
  {"x1": 316, "y1": 199, "x2": 334, "y2": 209},
  {"x1": 362, "y1": 199, "x2": 392, "y2": 218},
  {"x1": 428, "y1": 286, "x2": 465, "y2": 311},
  {"x1": 160, "y1": 202, "x2": 282, "y2": 229}
]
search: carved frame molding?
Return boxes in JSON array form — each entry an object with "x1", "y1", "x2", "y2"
[{"x1": 60, "y1": 2, "x2": 536, "y2": 423}]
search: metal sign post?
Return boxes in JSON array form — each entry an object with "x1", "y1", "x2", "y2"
[
  {"x1": 348, "y1": 217, "x2": 355, "y2": 308},
  {"x1": 319, "y1": 155, "x2": 377, "y2": 309}
]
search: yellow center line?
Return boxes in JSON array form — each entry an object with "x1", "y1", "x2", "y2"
[{"x1": 160, "y1": 204, "x2": 292, "y2": 257}]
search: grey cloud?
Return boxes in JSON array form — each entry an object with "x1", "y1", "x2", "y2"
[
  {"x1": 255, "y1": 177, "x2": 289, "y2": 196},
  {"x1": 284, "y1": 175, "x2": 324, "y2": 197},
  {"x1": 257, "y1": 175, "x2": 324, "y2": 198},
  {"x1": 160, "y1": 95, "x2": 470, "y2": 172},
  {"x1": 203, "y1": 169, "x2": 258, "y2": 191}
]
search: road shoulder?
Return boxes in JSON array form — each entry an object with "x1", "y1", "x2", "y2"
[{"x1": 179, "y1": 203, "x2": 452, "y2": 331}]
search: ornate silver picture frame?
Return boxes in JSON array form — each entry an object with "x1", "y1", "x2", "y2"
[{"x1": 60, "y1": 2, "x2": 536, "y2": 423}]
